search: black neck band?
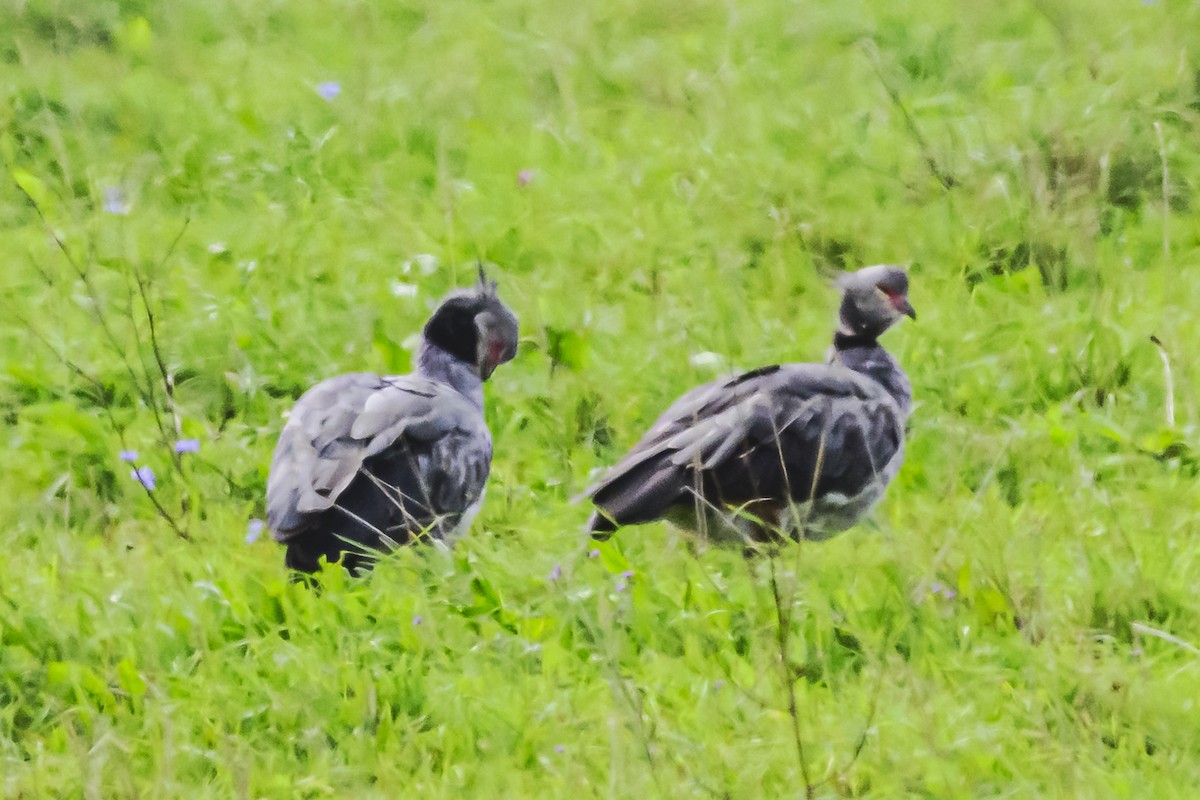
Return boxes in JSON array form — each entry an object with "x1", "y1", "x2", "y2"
[{"x1": 833, "y1": 331, "x2": 878, "y2": 350}]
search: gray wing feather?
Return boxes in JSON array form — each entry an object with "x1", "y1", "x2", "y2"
[
  {"x1": 591, "y1": 365, "x2": 870, "y2": 485},
  {"x1": 666, "y1": 392, "x2": 781, "y2": 470},
  {"x1": 586, "y1": 363, "x2": 903, "y2": 525},
  {"x1": 266, "y1": 372, "x2": 487, "y2": 541}
]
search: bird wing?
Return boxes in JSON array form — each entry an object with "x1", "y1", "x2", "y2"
[
  {"x1": 585, "y1": 363, "x2": 905, "y2": 527},
  {"x1": 266, "y1": 373, "x2": 490, "y2": 541}
]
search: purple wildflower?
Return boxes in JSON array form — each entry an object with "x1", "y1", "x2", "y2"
[
  {"x1": 588, "y1": 548, "x2": 600, "y2": 558},
  {"x1": 615, "y1": 569, "x2": 634, "y2": 593},
  {"x1": 315, "y1": 81, "x2": 341, "y2": 101},
  {"x1": 102, "y1": 187, "x2": 129, "y2": 215},
  {"x1": 930, "y1": 581, "x2": 957, "y2": 601},
  {"x1": 517, "y1": 168, "x2": 534, "y2": 187},
  {"x1": 175, "y1": 438, "x2": 200, "y2": 454},
  {"x1": 119, "y1": 449, "x2": 139, "y2": 463},
  {"x1": 245, "y1": 519, "x2": 264, "y2": 544},
  {"x1": 554, "y1": 744, "x2": 565, "y2": 754},
  {"x1": 130, "y1": 466, "x2": 156, "y2": 490},
  {"x1": 547, "y1": 564, "x2": 562, "y2": 582},
  {"x1": 412, "y1": 615, "x2": 423, "y2": 626}
]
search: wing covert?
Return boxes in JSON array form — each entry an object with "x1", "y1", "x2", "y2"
[
  {"x1": 585, "y1": 363, "x2": 903, "y2": 531},
  {"x1": 266, "y1": 373, "x2": 485, "y2": 541}
]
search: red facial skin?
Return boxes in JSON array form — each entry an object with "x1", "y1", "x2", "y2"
[{"x1": 881, "y1": 288, "x2": 916, "y2": 319}]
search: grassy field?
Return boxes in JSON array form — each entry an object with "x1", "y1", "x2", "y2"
[{"x1": 3, "y1": 0, "x2": 1200, "y2": 796}]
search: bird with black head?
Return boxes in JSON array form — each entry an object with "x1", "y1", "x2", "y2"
[{"x1": 266, "y1": 267, "x2": 519, "y2": 573}]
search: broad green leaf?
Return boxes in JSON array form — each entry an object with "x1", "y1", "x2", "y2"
[
  {"x1": 12, "y1": 168, "x2": 53, "y2": 212},
  {"x1": 594, "y1": 539, "x2": 631, "y2": 575},
  {"x1": 546, "y1": 326, "x2": 589, "y2": 372},
  {"x1": 116, "y1": 658, "x2": 147, "y2": 697},
  {"x1": 124, "y1": 17, "x2": 153, "y2": 54}
]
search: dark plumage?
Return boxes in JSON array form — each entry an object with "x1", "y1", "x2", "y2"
[
  {"x1": 584, "y1": 265, "x2": 915, "y2": 546},
  {"x1": 266, "y1": 269, "x2": 518, "y2": 572}
]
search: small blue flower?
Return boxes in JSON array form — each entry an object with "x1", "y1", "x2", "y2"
[
  {"x1": 119, "y1": 449, "x2": 138, "y2": 463},
  {"x1": 245, "y1": 519, "x2": 264, "y2": 544},
  {"x1": 102, "y1": 187, "x2": 129, "y2": 215},
  {"x1": 315, "y1": 81, "x2": 341, "y2": 101},
  {"x1": 412, "y1": 615, "x2": 423, "y2": 626},
  {"x1": 587, "y1": 548, "x2": 600, "y2": 558},
  {"x1": 615, "y1": 569, "x2": 634, "y2": 593},
  {"x1": 130, "y1": 466, "x2": 156, "y2": 490},
  {"x1": 929, "y1": 581, "x2": 957, "y2": 601},
  {"x1": 174, "y1": 439, "x2": 200, "y2": 454},
  {"x1": 547, "y1": 564, "x2": 562, "y2": 582},
  {"x1": 553, "y1": 744, "x2": 565, "y2": 754}
]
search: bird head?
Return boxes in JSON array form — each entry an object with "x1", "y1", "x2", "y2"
[
  {"x1": 836, "y1": 265, "x2": 915, "y2": 340},
  {"x1": 423, "y1": 265, "x2": 520, "y2": 380}
]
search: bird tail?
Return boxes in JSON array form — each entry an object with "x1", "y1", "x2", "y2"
[{"x1": 585, "y1": 509, "x2": 618, "y2": 539}]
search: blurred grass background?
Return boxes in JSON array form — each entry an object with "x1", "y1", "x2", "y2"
[{"x1": 2, "y1": 0, "x2": 1200, "y2": 796}]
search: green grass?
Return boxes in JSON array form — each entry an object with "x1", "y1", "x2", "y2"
[{"x1": 3, "y1": 0, "x2": 1200, "y2": 796}]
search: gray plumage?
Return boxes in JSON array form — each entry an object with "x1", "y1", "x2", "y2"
[
  {"x1": 585, "y1": 265, "x2": 915, "y2": 546},
  {"x1": 266, "y1": 270, "x2": 518, "y2": 572}
]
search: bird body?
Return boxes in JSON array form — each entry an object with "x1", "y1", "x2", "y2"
[
  {"x1": 266, "y1": 271, "x2": 518, "y2": 572},
  {"x1": 585, "y1": 265, "x2": 914, "y2": 546}
]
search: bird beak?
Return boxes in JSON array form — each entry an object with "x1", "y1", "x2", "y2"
[
  {"x1": 897, "y1": 297, "x2": 916, "y2": 320},
  {"x1": 477, "y1": 332, "x2": 514, "y2": 381}
]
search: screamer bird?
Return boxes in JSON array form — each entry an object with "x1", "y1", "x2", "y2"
[
  {"x1": 266, "y1": 268, "x2": 518, "y2": 573},
  {"x1": 584, "y1": 265, "x2": 915, "y2": 547}
]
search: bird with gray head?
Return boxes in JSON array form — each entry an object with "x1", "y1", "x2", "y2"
[
  {"x1": 266, "y1": 267, "x2": 519, "y2": 573},
  {"x1": 584, "y1": 264, "x2": 915, "y2": 547}
]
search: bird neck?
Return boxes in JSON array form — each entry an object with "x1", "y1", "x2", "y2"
[
  {"x1": 833, "y1": 329, "x2": 878, "y2": 350},
  {"x1": 837, "y1": 296, "x2": 894, "y2": 341},
  {"x1": 417, "y1": 340, "x2": 484, "y2": 410},
  {"x1": 830, "y1": 331, "x2": 912, "y2": 414}
]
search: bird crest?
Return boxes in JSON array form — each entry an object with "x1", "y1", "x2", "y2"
[{"x1": 476, "y1": 260, "x2": 498, "y2": 298}]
